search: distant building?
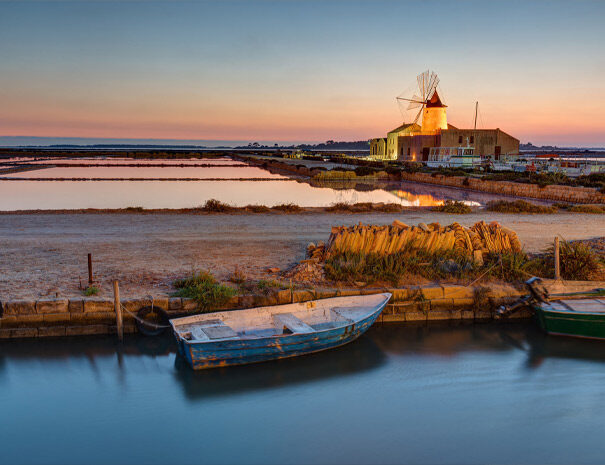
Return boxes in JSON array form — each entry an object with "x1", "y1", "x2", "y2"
[{"x1": 370, "y1": 87, "x2": 519, "y2": 162}]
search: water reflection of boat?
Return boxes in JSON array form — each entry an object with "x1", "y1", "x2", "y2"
[{"x1": 173, "y1": 334, "x2": 386, "y2": 400}]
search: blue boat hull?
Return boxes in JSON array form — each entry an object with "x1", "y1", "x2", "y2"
[{"x1": 177, "y1": 304, "x2": 384, "y2": 370}]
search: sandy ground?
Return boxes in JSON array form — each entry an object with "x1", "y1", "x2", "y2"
[{"x1": 1, "y1": 211, "x2": 604, "y2": 300}]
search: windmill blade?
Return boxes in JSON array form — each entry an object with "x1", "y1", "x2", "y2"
[
  {"x1": 426, "y1": 73, "x2": 440, "y2": 100},
  {"x1": 396, "y1": 94, "x2": 425, "y2": 110},
  {"x1": 412, "y1": 107, "x2": 423, "y2": 125},
  {"x1": 417, "y1": 70, "x2": 429, "y2": 101}
]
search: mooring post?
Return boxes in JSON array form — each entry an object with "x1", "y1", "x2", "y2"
[
  {"x1": 554, "y1": 236, "x2": 561, "y2": 280},
  {"x1": 88, "y1": 253, "x2": 93, "y2": 285},
  {"x1": 113, "y1": 280, "x2": 123, "y2": 341}
]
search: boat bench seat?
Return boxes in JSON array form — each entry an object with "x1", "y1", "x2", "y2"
[
  {"x1": 191, "y1": 320, "x2": 239, "y2": 341},
  {"x1": 273, "y1": 313, "x2": 314, "y2": 334}
]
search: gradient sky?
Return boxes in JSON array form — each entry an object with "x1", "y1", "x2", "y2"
[{"x1": 1, "y1": 0, "x2": 604, "y2": 146}]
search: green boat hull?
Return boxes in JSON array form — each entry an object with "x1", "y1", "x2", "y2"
[{"x1": 534, "y1": 302, "x2": 605, "y2": 340}]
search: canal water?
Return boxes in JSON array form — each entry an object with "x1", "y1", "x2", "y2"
[{"x1": 2, "y1": 321, "x2": 605, "y2": 464}]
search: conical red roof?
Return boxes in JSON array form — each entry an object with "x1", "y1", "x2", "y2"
[{"x1": 426, "y1": 89, "x2": 446, "y2": 108}]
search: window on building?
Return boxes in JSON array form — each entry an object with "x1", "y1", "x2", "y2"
[
  {"x1": 407, "y1": 148, "x2": 411, "y2": 156},
  {"x1": 458, "y1": 136, "x2": 462, "y2": 144}
]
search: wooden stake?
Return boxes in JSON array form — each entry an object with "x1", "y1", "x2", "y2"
[
  {"x1": 88, "y1": 253, "x2": 93, "y2": 285},
  {"x1": 554, "y1": 236, "x2": 561, "y2": 280},
  {"x1": 113, "y1": 280, "x2": 123, "y2": 341}
]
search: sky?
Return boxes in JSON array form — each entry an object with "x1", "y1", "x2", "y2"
[{"x1": 1, "y1": 0, "x2": 604, "y2": 147}]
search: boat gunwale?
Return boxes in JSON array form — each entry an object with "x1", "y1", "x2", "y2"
[
  {"x1": 537, "y1": 299, "x2": 605, "y2": 317},
  {"x1": 171, "y1": 293, "x2": 391, "y2": 346}
]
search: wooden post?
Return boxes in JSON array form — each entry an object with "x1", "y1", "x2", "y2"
[
  {"x1": 113, "y1": 280, "x2": 123, "y2": 341},
  {"x1": 554, "y1": 236, "x2": 561, "y2": 280},
  {"x1": 88, "y1": 253, "x2": 93, "y2": 285}
]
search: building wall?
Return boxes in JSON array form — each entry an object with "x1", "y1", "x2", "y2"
[
  {"x1": 397, "y1": 134, "x2": 439, "y2": 161},
  {"x1": 370, "y1": 138, "x2": 387, "y2": 158},
  {"x1": 440, "y1": 129, "x2": 519, "y2": 157}
]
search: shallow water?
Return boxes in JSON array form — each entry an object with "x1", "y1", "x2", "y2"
[{"x1": 1, "y1": 321, "x2": 605, "y2": 464}]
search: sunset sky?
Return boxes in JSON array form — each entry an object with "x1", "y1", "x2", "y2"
[{"x1": 1, "y1": 0, "x2": 604, "y2": 146}]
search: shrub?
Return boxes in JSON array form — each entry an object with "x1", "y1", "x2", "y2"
[
  {"x1": 228, "y1": 266, "x2": 247, "y2": 284},
  {"x1": 324, "y1": 249, "x2": 477, "y2": 285},
  {"x1": 173, "y1": 271, "x2": 236, "y2": 311},
  {"x1": 432, "y1": 200, "x2": 472, "y2": 214},
  {"x1": 202, "y1": 198, "x2": 234, "y2": 212},
  {"x1": 546, "y1": 240, "x2": 603, "y2": 281},
  {"x1": 83, "y1": 285, "x2": 99, "y2": 296},
  {"x1": 569, "y1": 204, "x2": 605, "y2": 214},
  {"x1": 245, "y1": 204, "x2": 271, "y2": 213},
  {"x1": 354, "y1": 166, "x2": 378, "y2": 177},
  {"x1": 271, "y1": 203, "x2": 302, "y2": 212},
  {"x1": 486, "y1": 200, "x2": 557, "y2": 214}
]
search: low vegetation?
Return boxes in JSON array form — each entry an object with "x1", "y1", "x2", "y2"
[
  {"x1": 173, "y1": 271, "x2": 236, "y2": 311},
  {"x1": 325, "y1": 202, "x2": 403, "y2": 213},
  {"x1": 431, "y1": 200, "x2": 472, "y2": 214},
  {"x1": 486, "y1": 200, "x2": 558, "y2": 214},
  {"x1": 313, "y1": 169, "x2": 390, "y2": 181},
  {"x1": 244, "y1": 204, "x2": 271, "y2": 213},
  {"x1": 202, "y1": 198, "x2": 234, "y2": 212},
  {"x1": 546, "y1": 240, "x2": 604, "y2": 281},
  {"x1": 568, "y1": 204, "x2": 605, "y2": 214},
  {"x1": 83, "y1": 285, "x2": 100, "y2": 296},
  {"x1": 324, "y1": 249, "x2": 539, "y2": 285},
  {"x1": 271, "y1": 203, "x2": 302, "y2": 212},
  {"x1": 324, "y1": 237, "x2": 603, "y2": 285}
]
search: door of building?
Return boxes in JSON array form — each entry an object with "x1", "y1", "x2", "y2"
[
  {"x1": 422, "y1": 147, "x2": 430, "y2": 161},
  {"x1": 495, "y1": 146, "x2": 501, "y2": 160}
]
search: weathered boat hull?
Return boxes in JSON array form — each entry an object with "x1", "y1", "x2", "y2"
[
  {"x1": 174, "y1": 297, "x2": 387, "y2": 370},
  {"x1": 534, "y1": 301, "x2": 605, "y2": 340}
]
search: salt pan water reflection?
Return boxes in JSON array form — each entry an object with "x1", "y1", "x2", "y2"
[
  {"x1": 0, "y1": 165, "x2": 284, "y2": 179},
  {"x1": 0, "y1": 179, "x2": 491, "y2": 210}
]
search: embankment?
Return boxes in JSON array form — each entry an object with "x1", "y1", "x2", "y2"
[
  {"x1": 1, "y1": 280, "x2": 602, "y2": 339},
  {"x1": 241, "y1": 156, "x2": 605, "y2": 205}
]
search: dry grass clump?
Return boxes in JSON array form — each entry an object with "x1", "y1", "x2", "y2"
[
  {"x1": 486, "y1": 200, "x2": 557, "y2": 214},
  {"x1": 202, "y1": 198, "x2": 234, "y2": 212},
  {"x1": 431, "y1": 200, "x2": 472, "y2": 214},
  {"x1": 568, "y1": 204, "x2": 605, "y2": 214},
  {"x1": 326, "y1": 202, "x2": 403, "y2": 213},
  {"x1": 545, "y1": 240, "x2": 603, "y2": 280},
  {"x1": 271, "y1": 203, "x2": 302, "y2": 212},
  {"x1": 228, "y1": 266, "x2": 247, "y2": 284},
  {"x1": 323, "y1": 248, "x2": 539, "y2": 286},
  {"x1": 245, "y1": 204, "x2": 271, "y2": 213}
]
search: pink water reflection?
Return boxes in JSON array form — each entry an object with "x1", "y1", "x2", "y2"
[
  {"x1": 1, "y1": 157, "x2": 245, "y2": 165},
  {"x1": 0, "y1": 166, "x2": 284, "y2": 179},
  {"x1": 0, "y1": 180, "x2": 409, "y2": 210}
]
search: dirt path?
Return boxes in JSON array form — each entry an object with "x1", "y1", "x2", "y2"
[{"x1": 1, "y1": 212, "x2": 604, "y2": 300}]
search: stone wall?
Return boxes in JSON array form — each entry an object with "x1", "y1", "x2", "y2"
[{"x1": 2, "y1": 281, "x2": 602, "y2": 339}]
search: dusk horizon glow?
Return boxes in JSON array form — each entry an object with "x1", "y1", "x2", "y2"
[{"x1": 1, "y1": 0, "x2": 604, "y2": 147}]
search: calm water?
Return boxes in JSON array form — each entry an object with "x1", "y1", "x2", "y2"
[
  {"x1": 2, "y1": 322, "x2": 605, "y2": 464},
  {"x1": 0, "y1": 158, "x2": 518, "y2": 210}
]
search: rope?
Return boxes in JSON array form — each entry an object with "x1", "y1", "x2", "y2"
[{"x1": 119, "y1": 300, "x2": 172, "y2": 330}]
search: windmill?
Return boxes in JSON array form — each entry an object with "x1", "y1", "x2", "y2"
[{"x1": 396, "y1": 70, "x2": 446, "y2": 130}]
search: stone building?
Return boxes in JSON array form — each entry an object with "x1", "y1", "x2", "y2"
[{"x1": 370, "y1": 90, "x2": 519, "y2": 162}]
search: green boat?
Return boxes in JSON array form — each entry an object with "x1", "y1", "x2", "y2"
[
  {"x1": 498, "y1": 277, "x2": 605, "y2": 340},
  {"x1": 533, "y1": 299, "x2": 605, "y2": 340}
]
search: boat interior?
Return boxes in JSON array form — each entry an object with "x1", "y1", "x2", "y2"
[
  {"x1": 548, "y1": 299, "x2": 605, "y2": 314},
  {"x1": 170, "y1": 293, "x2": 390, "y2": 343}
]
